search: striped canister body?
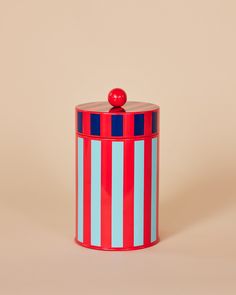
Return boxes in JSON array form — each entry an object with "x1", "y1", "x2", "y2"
[{"x1": 75, "y1": 91, "x2": 160, "y2": 250}]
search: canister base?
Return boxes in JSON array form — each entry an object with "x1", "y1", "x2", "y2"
[{"x1": 74, "y1": 238, "x2": 160, "y2": 251}]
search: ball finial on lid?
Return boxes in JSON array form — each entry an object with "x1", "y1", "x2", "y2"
[{"x1": 108, "y1": 88, "x2": 127, "y2": 107}]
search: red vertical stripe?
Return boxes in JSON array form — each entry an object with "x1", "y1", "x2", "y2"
[
  {"x1": 124, "y1": 113, "x2": 134, "y2": 137},
  {"x1": 101, "y1": 141, "x2": 112, "y2": 248},
  {"x1": 75, "y1": 134, "x2": 78, "y2": 241},
  {"x1": 144, "y1": 137, "x2": 152, "y2": 244},
  {"x1": 83, "y1": 138, "x2": 91, "y2": 245},
  {"x1": 144, "y1": 111, "x2": 152, "y2": 136},
  {"x1": 156, "y1": 136, "x2": 160, "y2": 240},
  {"x1": 83, "y1": 112, "x2": 90, "y2": 134},
  {"x1": 123, "y1": 140, "x2": 134, "y2": 248},
  {"x1": 75, "y1": 139, "x2": 78, "y2": 241},
  {"x1": 156, "y1": 110, "x2": 160, "y2": 239},
  {"x1": 101, "y1": 114, "x2": 111, "y2": 137}
]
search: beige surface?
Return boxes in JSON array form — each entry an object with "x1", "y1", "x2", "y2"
[{"x1": 0, "y1": 0, "x2": 236, "y2": 294}]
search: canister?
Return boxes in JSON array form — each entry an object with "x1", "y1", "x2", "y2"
[{"x1": 75, "y1": 88, "x2": 160, "y2": 250}]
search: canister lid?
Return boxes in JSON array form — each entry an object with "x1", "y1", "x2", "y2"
[{"x1": 75, "y1": 88, "x2": 159, "y2": 138}]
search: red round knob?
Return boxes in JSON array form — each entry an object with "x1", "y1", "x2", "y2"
[{"x1": 108, "y1": 88, "x2": 127, "y2": 107}]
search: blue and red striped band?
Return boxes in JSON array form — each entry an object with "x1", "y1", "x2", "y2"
[{"x1": 76, "y1": 110, "x2": 159, "y2": 138}]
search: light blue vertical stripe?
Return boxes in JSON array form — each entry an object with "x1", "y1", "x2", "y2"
[
  {"x1": 112, "y1": 142, "x2": 124, "y2": 247},
  {"x1": 134, "y1": 140, "x2": 144, "y2": 246},
  {"x1": 78, "y1": 138, "x2": 84, "y2": 242},
  {"x1": 151, "y1": 138, "x2": 157, "y2": 242},
  {"x1": 91, "y1": 140, "x2": 101, "y2": 246}
]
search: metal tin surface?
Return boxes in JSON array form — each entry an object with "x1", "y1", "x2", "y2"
[{"x1": 75, "y1": 89, "x2": 160, "y2": 250}]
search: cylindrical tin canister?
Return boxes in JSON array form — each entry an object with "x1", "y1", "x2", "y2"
[{"x1": 75, "y1": 89, "x2": 160, "y2": 250}]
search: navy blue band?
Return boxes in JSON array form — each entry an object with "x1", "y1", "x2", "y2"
[
  {"x1": 152, "y1": 112, "x2": 157, "y2": 133},
  {"x1": 112, "y1": 115, "x2": 123, "y2": 136},
  {"x1": 77, "y1": 112, "x2": 83, "y2": 133},
  {"x1": 134, "y1": 114, "x2": 144, "y2": 136},
  {"x1": 90, "y1": 114, "x2": 100, "y2": 136}
]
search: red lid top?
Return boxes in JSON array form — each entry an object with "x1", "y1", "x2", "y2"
[{"x1": 75, "y1": 88, "x2": 159, "y2": 139}]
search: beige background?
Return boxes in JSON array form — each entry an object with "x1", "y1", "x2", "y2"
[{"x1": 0, "y1": 0, "x2": 236, "y2": 294}]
